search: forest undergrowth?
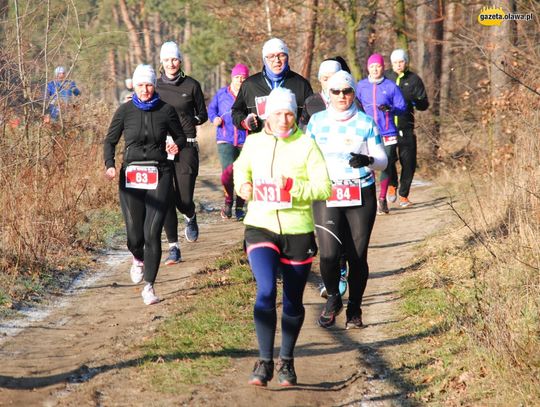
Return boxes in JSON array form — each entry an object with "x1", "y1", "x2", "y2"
[{"x1": 395, "y1": 85, "x2": 540, "y2": 405}]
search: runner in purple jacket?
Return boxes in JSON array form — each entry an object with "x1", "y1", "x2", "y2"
[
  {"x1": 355, "y1": 53, "x2": 407, "y2": 214},
  {"x1": 208, "y1": 64, "x2": 250, "y2": 220}
]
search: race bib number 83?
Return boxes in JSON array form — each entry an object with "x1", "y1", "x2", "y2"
[{"x1": 125, "y1": 165, "x2": 158, "y2": 190}]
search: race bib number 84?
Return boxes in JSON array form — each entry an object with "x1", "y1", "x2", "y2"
[
  {"x1": 326, "y1": 179, "x2": 362, "y2": 207},
  {"x1": 252, "y1": 178, "x2": 292, "y2": 210},
  {"x1": 125, "y1": 165, "x2": 158, "y2": 190}
]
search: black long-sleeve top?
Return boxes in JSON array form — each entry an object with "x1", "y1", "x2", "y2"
[
  {"x1": 231, "y1": 69, "x2": 313, "y2": 133},
  {"x1": 155, "y1": 76, "x2": 208, "y2": 139},
  {"x1": 103, "y1": 100, "x2": 186, "y2": 169},
  {"x1": 384, "y1": 69, "x2": 429, "y2": 130}
]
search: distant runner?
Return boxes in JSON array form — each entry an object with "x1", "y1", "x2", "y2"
[
  {"x1": 355, "y1": 54, "x2": 406, "y2": 215},
  {"x1": 44, "y1": 66, "x2": 80, "y2": 122},
  {"x1": 208, "y1": 63, "x2": 250, "y2": 221},
  {"x1": 384, "y1": 49, "x2": 429, "y2": 207}
]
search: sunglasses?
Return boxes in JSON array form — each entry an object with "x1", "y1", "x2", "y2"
[{"x1": 329, "y1": 88, "x2": 354, "y2": 96}]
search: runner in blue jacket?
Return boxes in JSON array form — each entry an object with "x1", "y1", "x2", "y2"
[
  {"x1": 208, "y1": 63, "x2": 250, "y2": 220},
  {"x1": 355, "y1": 53, "x2": 407, "y2": 214}
]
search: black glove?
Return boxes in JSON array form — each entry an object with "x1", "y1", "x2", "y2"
[
  {"x1": 378, "y1": 104, "x2": 391, "y2": 112},
  {"x1": 242, "y1": 113, "x2": 259, "y2": 131},
  {"x1": 349, "y1": 152, "x2": 371, "y2": 168}
]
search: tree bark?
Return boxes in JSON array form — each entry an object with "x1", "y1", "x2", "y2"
[
  {"x1": 183, "y1": 3, "x2": 192, "y2": 74},
  {"x1": 394, "y1": 0, "x2": 408, "y2": 51},
  {"x1": 420, "y1": 0, "x2": 444, "y2": 156},
  {"x1": 118, "y1": 0, "x2": 144, "y2": 64},
  {"x1": 356, "y1": 5, "x2": 377, "y2": 76},
  {"x1": 300, "y1": 0, "x2": 318, "y2": 80},
  {"x1": 108, "y1": 49, "x2": 117, "y2": 103},
  {"x1": 487, "y1": 0, "x2": 513, "y2": 145},
  {"x1": 140, "y1": 1, "x2": 152, "y2": 63},
  {"x1": 152, "y1": 12, "x2": 162, "y2": 65},
  {"x1": 440, "y1": 1, "x2": 455, "y2": 115}
]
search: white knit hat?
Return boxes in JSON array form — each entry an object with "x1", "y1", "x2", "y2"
[
  {"x1": 265, "y1": 87, "x2": 297, "y2": 117},
  {"x1": 54, "y1": 66, "x2": 65, "y2": 76},
  {"x1": 132, "y1": 64, "x2": 156, "y2": 86},
  {"x1": 318, "y1": 60, "x2": 342, "y2": 80},
  {"x1": 160, "y1": 41, "x2": 182, "y2": 62},
  {"x1": 390, "y1": 49, "x2": 409, "y2": 63},
  {"x1": 262, "y1": 38, "x2": 289, "y2": 58},
  {"x1": 327, "y1": 70, "x2": 356, "y2": 92}
]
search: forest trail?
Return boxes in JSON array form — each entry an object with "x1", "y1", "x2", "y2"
[{"x1": 0, "y1": 166, "x2": 449, "y2": 407}]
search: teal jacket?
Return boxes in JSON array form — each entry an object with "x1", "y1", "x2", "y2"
[{"x1": 234, "y1": 126, "x2": 331, "y2": 234}]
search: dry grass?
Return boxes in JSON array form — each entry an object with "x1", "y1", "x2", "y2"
[
  {"x1": 0, "y1": 98, "x2": 119, "y2": 308},
  {"x1": 398, "y1": 100, "x2": 540, "y2": 404}
]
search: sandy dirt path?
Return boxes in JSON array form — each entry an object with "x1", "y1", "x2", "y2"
[{"x1": 0, "y1": 166, "x2": 449, "y2": 407}]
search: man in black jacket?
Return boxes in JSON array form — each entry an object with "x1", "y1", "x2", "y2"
[
  {"x1": 232, "y1": 38, "x2": 313, "y2": 133},
  {"x1": 384, "y1": 49, "x2": 429, "y2": 207}
]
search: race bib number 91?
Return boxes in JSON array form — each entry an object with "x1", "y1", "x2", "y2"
[
  {"x1": 326, "y1": 179, "x2": 362, "y2": 207},
  {"x1": 125, "y1": 165, "x2": 158, "y2": 190},
  {"x1": 252, "y1": 178, "x2": 292, "y2": 210}
]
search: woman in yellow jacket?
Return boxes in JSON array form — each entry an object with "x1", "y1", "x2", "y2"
[{"x1": 234, "y1": 87, "x2": 331, "y2": 387}]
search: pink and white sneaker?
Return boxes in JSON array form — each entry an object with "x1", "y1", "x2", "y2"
[
  {"x1": 141, "y1": 283, "x2": 160, "y2": 305},
  {"x1": 130, "y1": 258, "x2": 144, "y2": 284}
]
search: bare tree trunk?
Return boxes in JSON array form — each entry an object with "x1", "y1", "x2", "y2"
[
  {"x1": 300, "y1": 0, "x2": 318, "y2": 80},
  {"x1": 440, "y1": 1, "x2": 455, "y2": 115},
  {"x1": 394, "y1": 0, "x2": 408, "y2": 51},
  {"x1": 118, "y1": 0, "x2": 144, "y2": 63},
  {"x1": 356, "y1": 5, "x2": 377, "y2": 76},
  {"x1": 489, "y1": 0, "x2": 512, "y2": 142},
  {"x1": 183, "y1": 3, "x2": 192, "y2": 74},
  {"x1": 108, "y1": 49, "x2": 117, "y2": 103},
  {"x1": 420, "y1": 0, "x2": 444, "y2": 157},
  {"x1": 415, "y1": 0, "x2": 425, "y2": 79},
  {"x1": 264, "y1": 0, "x2": 272, "y2": 37},
  {"x1": 153, "y1": 12, "x2": 162, "y2": 65},
  {"x1": 140, "y1": 1, "x2": 152, "y2": 62}
]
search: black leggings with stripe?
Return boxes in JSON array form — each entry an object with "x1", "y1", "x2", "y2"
[{"x1": 312, "y1": 183, "x2": 377, "y2": 305}]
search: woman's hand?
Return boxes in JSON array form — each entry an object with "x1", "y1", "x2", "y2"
[
  {"x1": 213, "y1": 117, "x2": 223, "y2": 127},
  {"x1": 238, "y1": 182, "x2": 253, "y2": 201},
  {"x1": 166, "y1": 142, "x2": 179, "y2": 155},
  {"x1": 105, "y1": 167, "x2": 116, "y2": 180},
  {"x1": 274, "y1": 175, "x2": 287, "y2": 190}
]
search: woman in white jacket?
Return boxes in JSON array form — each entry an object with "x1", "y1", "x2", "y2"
[{"x1": 305, "y1": 70, "x2": 387, "y2": 329}]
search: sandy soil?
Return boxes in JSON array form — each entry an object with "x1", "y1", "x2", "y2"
[{"x1": 0, "y1": 165, "x2": 449, "y2": 407}]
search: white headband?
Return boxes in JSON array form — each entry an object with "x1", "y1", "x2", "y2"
[
  {"x1": 132, "y1": 64, "x2": 156, "y2": 86},
  {"x1": 265, "y1": 87, "x2": 297, "y2": 117}
]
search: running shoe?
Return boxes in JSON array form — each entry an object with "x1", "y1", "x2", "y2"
[
  {"x1": 221, "y1": 203, "x2": 232, "y2": 219},
  {"x1": 130, "y1": 258, "x2": 144, "y2": 284},
  {"x1": 248, "y1": 359, "x2": 274, "y2": 386},
  {"x1": 345, "y1": 307, "x2": 364, "y2": 330},
  {"x1": 319, "y1": 283, "x2": 328, "y2": 298},
  {"x1": 235, "y1": 208, "x2": 246, "y2": 221},
  {"x1": 276, "y1": 358, "x2": 297, "y2": 386},
  {"x1": 399, "y1": 196, "x2": 413, "y2": 207},
  {"x1": 184, "y1": 214, "x2": 199, "y2": 242},
  {"x1": 377, "y1": 198, "x2": 389, "y2": 215},
  {"x1": 387, "y1": 185, "x2": 397, "y2": 203},
  {"x1": 141, "y1": 283, "x2": 160, "y2": 305},
  {"x1": 164, "y1": 246, "x2": 181, "y2": 265},
  {"x1": 339, "y1": 266, "x2": 348, "y2": 297},
  {"x1": 317, "y1": 294, "x2": 343, "y2": 328}
]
